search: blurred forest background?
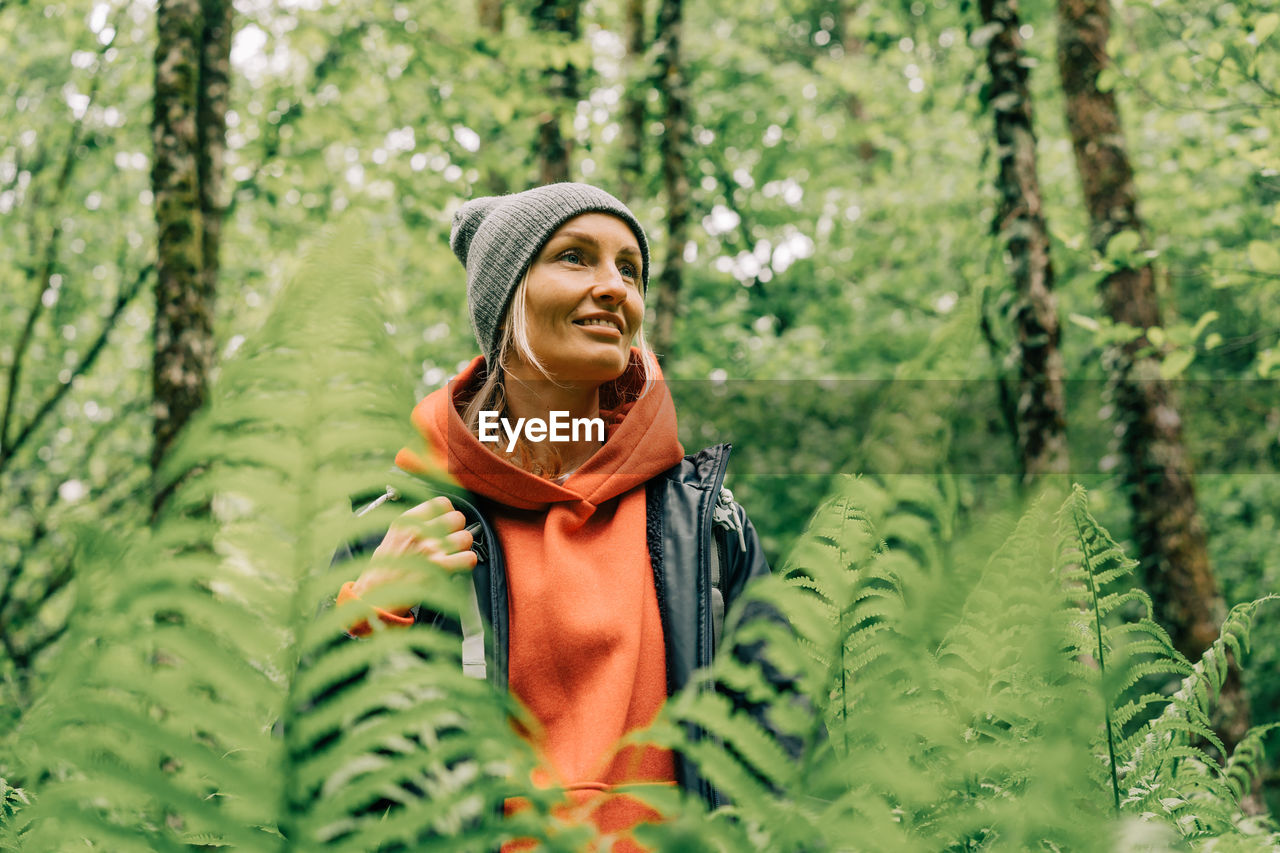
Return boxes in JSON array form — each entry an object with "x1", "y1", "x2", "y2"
[{"x1": 1, "y1": 0, "x2": 1279, "y2": 830}]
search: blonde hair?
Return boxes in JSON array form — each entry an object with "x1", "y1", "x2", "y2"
[{"x1": 461, "y1": 270, "x2": 656, "y2": 478}]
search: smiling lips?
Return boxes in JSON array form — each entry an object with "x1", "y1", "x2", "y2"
[{"x1": 574, "y1": 316, "x2": 623, "y2": 336}]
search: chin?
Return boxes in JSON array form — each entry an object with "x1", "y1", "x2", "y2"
[{"x1": 548, "y1": 352, "x2": 631, "y2": 384}]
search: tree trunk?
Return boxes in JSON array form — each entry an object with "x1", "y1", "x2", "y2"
[
  {"x1": 198, "y1": 0, "x2": 230, "y2": 351},
  {"x1": 532, "y1": 0, "x2": 580, "y2": 184},
  {"x1": 832, "y1": 2, "x2": 877, "y2": 162},
  {"x1": 1057, "y1": 0, "x2": 1254, "y2": 772},
  {"x1": 650, "y1": 0, "x2": 689, "y2": 360},
  {"x1": 618, "y1": 0, "x2": 647, "y2": 203},
  {"x1": 978, "y1": 0, "x2": 1069, "y2": 483},
  {"x1": 476, "y1": 0, "x2": 509, "y2": 195},
  {"x1": 478, "y1": 0, "x2": 503, "y2": 32},
  {"x1": 151, "y1": 0, "x2": 229, "y2": 514}
]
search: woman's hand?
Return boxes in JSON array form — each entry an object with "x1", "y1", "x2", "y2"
[{"x1": 350, "y1": 496, "x2": 478, "y2": 599}]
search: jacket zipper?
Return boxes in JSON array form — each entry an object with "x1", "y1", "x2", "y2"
[
  {"x1": 701, "y1": 445, "x2": 733, "y2": 809},
  {"x1": 704, "y1": 443, "x2": 733, "y2": 666}
]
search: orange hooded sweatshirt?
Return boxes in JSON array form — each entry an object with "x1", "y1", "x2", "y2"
[{"x1": 387, "y1": 351, "x2": 686, "y2": 847}]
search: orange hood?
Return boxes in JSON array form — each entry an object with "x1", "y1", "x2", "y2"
[{"x1": 395, "y1": 350, "x2": 685, "y2": 518}]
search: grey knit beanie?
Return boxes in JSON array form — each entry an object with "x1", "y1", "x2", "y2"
[{"x1": 449, "y1": 182, "x2": 650, "y2": 366}]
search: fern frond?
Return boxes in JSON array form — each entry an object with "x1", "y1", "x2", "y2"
[
  {"x1": 670, "y1": 690, "x2": 801, "y2": 789},
  {"x1": 1224, "y1": 723, "x2": 1280, "y2": 803},
  {"x1": 1120, "y1": 596, "x2": 1280, "y2": 820},
  {"x1": 13, "y1": 232, "x2": 557, "y2": 850},
  {"x1": 0, "y1": 777, "x2": 30, "y2": 852},
  {"x1": 1058, "y1": 488, "x2": 1280, "y2": 841}
]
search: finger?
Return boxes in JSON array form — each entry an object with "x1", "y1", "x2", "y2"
[
  {"x1": 394, "y1": 508, "x2": 467, "y2": 539},
  {"x1": 438, "y1": 509, "x2": 467, "y2": 533},
  {"x1": 432, "y1": 550, "x2": 478, "y2": 573},
  {"x1": 414, "y1": 525, "x2": 471, "y2": 558},
  {"x1": 441, "y1": 528, "x2": 473, "y2": 553},
  {"x1": 400, "y1": 496, "x2": 455, "y2": 521},
  {"x1": 386, "y1": 498, "x2": 449, "y2": 535}
]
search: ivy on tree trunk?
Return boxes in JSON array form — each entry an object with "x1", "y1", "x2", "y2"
[{"x1": 978, "y1": 0, "x2": 1070, "y2": 483}]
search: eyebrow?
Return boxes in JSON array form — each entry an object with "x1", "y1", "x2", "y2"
[{"x1": 549, "y1": 230, "x2": 642, "y2": 259}]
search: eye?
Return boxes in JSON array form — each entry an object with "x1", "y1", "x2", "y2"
[
  {"x1": 558, "y1": 249, "x2": 583, "y2": 265},
  {"x1": 619, "y1": 261, "x2": 640, "y2": 281}
]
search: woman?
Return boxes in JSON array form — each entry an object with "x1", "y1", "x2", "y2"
[{"x1": 339, "y1": 183, "x2": 772, "y2": 847}]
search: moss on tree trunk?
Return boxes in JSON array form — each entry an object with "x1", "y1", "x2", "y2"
[
  {"x1": 1056, "y1": 0, "x2": 1255, "y2": 774},
  {"x1": 979, "y1": 0, "x2": 1070, "y2": 483}
]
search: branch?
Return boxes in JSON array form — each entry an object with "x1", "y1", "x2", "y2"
[
  {"x1": 0, "y1": 484, "x2": 41, "y2": 626},
  {"x1": 0, "y1": 30, "x2": 112, "y2": 457},
  {"x1": 1201, "y1": 326, "x2": 1280, "y2": 357},
  {"x1": 0, "y1": 262, "x2": 152, "y2": 477},
  {"x1": 1, "y1": 268, "x2": 54, "y2": 455},
  {"x1": 0, "y1": 398, "x2": 148, "y2": 663},
  {"x1": 89, "y1": 461, "x2": 152, "y2": 526},
  {"x1": 3, "y1": 575, "x2": 72, "y2": 686},
  {"x1": 1117, "y1": 4, "x2": 1279, "y2": 113},
  {"x1": 2, "y1": 560, "x2": 73, "y2": 653}
]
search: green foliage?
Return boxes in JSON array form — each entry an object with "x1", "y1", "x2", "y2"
[
  {"x1": 4, "y1": 0, "x2": 1280, "y2": 842},
  {"x1": 9, "y1": 236, "x2": 569, "y2": 850},
  {"x1": 6, "y1": 0, "x2": 1275, "y2": 700},
  {"x1": 3, "y1": 233, "x2": 1276, "y2": 849},
  {"x1": 643, "y1": 477, "x2": 1279, "y2": 850},
  {"x1": 1198, "y1": 475, "x2": 1280, "y2": 737},
  {"x1": 0, "y1": 0, "x2": 154, "y2": 711},
  {"x1": 0, "y1": 775, "x2": 30, "y2": 850}
]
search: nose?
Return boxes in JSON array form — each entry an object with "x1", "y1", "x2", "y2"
[{"x1": 591, "y1": 263, "x2": 628, "y2": 306}]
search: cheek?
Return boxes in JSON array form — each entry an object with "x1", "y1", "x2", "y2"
[{"x1": 527, "y1": 300, "x2": 565, "y2": 334}]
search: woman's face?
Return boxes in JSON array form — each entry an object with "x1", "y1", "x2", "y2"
[{"x1": 507, "y1": 212, "x2": 645, "y2": 385}]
